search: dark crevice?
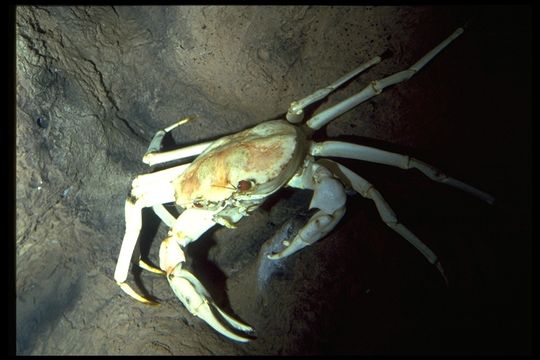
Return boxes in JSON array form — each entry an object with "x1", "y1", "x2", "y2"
[{"x1": 81, "y1": 57, "x2": 148, "y2": 143}]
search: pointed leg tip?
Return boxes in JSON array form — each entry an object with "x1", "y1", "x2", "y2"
[
  {"x1": 434, "y1": 262, "x2": 449, "y2": 287},
  {"x1": 267, "y1": 252, "x2": 285, "y2": 260},
  {"x1": 118, "y1": 282, "x2": 160, "y2": 305},
  {"x1": 138, "y1": 259, "x2": 166, "y2": 275},
  {"x1": 267, "y1": 243, "x2": 300, "y2": 260},
  {"x1": 229, "y1": 328, "x2": 257, "y2": 343},
  {"x1": 232, "y1": 335, "x2": 254, "y2": 343},
  {"x1": 163, "y1": 116, "x2": 194, "y2": 132},
  {"x1": 212, "y1": 305, "x2": 255, "y2": 333}
]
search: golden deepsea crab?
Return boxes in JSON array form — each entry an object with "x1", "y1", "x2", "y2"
[{"x1": 113, "y1": 27, "x2": 494, "y2": 342}]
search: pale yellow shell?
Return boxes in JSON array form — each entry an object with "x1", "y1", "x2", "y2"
[{"x1": 174, "y1": 120, "x2": 307, "y2": 207}]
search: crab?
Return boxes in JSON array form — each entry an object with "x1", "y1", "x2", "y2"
[{"x1": 113, "y1": 27, "x2": 494, "y2": 342}]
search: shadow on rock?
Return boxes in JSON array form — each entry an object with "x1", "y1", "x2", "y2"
[{"x1": 16, "y1": 271, "x2": 82, "y2": 354}]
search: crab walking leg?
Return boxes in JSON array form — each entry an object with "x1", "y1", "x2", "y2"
[
  {"x1": 138, "y1": 259, "x2": 166, "y2": 275},
  {"x1": 328, "y1": 160, "x2": 448, "y2": 284},
  {"x1": 145, "y1": 116, "x2": 194, "y2": 155},
  {"x1": 132, "y1": 163, "x2": 192, "y2": 227},
  {"x1": 161, "y1": 209, "x2": 254, "y2": 342},
  {"x1": 114, "y1": 178, "x2": 177, "y2": 304},
  {"x1": 142, "y1": 116, "x2": 212, "y2": 166},
  {"x1": 269, "y1": 161, "x2": 347, "y2": 259},
  {"x1": 306, "y1": 28, "x2": 464, "y2": 131},
  {"x1": 132, "y1": 163, "x2": 191, "y2": 185},
  {"x1": 286, "y1": 56, "x2": 382, "y2": 123},
  {"x1": 151, "y1": 204, "x2": 176, "y2": 228},
  {"x1": 311, "y1": 141, "x2": 495, "y2": 205},
  {"x1": 143, "y1": 142, "x2": 212, "y2": 167}
]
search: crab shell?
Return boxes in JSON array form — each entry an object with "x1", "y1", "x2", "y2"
[{"x1": 172, "y1": 120, "x2": 309, "y2": 213}]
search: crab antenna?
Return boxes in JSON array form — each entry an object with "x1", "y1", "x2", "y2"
[
  {"x1": 306, "y1": 28, "x2": 464, "y2": 131},
  {"x1": 286, "y1": 56, "x2": 382, "y2": 124}
]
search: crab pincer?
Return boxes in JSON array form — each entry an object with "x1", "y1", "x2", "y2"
[{"x1": 167, "y1": 266, "x2": 255, "y2": 342}]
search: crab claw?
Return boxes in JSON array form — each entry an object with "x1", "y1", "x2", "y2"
[
  {"x1": 267, "y1": 237, "x2": 307, "y2": 260},
  {"x1": 268, "y1": 210, "x2": 339, "y2": 260},
  {"x1": 167, "y1": 267, "x2": 255, "y2": 342}
]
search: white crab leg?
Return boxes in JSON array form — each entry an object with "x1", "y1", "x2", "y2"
[
  {"x1": 133, "y1": 163, "x2": 191, "y2": 185},
  {"x1": 327, "y1": 159, "x2": 448, "y2": 284},
  {"x1": 269, "y1": 161, "x2": 346, "y2": 259},
  {"x1": 142, "y1": 116, "x2": 212, "y2": 166},
  {"x1": 167, "y1": 273, "x2": 253, "y2": 342},
  {"x1": 212, "y1": 304, "x2": 255, "y2": 333},
  {"x1": 114, "y1": 177, "x2": 177, "y2": 304},
  {"x1": 310, "y1": 141, "x2": 495, "y2": 204},
  {"x1": 160, "y1": 210, "x2": 254, "y2": 342},
  {"x1": 129, "y1": 163, "x2": 192, "y2": 227},
  {"x1": 145, "y1": 116, "x2": 193, "y2": 156},
  {"x1": 151, "y1": 204, "x2": 176, "y2": 228},
  {"x1": 168, "y1": 208, "x2": 217, "y2": 246},
  {"x1": 306, "y1": 28, "x2": 464, "y2": 131},
  {"x1": 176, "y1": 269, "x2": 254, "y2": 333},
  {"x1": 143, "y1": 142, "x2": 212, "y2": 167},
  {"x1": 286, "y1": 56, "x2": 382, "y2": 123},
  {"x1": 115, "y1": 163, "x2": 193, "y2": 277}
]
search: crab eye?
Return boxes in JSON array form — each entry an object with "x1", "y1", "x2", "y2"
[
  {"x1": 193, "y1": 201, "x2": 203, "y2": 208},
  {"x1": 237, "y1": 180, "x2": 252, "y2": 192}
]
